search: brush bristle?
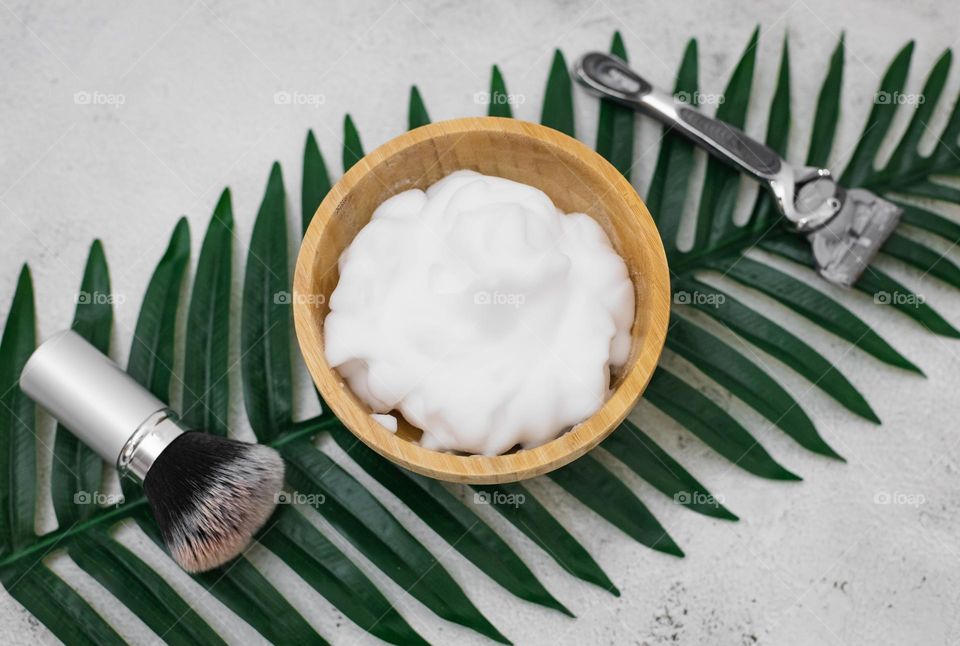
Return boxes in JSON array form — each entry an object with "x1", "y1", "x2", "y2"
[{"x1": 142, "y1": 432, "x2": 285, "y2": 573}]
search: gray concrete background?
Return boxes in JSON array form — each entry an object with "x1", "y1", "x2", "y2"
[{"x1": 2, "y1": 0, "x2": 960, "y2": 644}]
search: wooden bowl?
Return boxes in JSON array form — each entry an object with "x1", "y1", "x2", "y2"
[{"x1": 293, "y1": 117, "x2": 669, "y2": 483}]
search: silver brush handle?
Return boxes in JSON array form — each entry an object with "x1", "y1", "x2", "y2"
[
  {"x1": 574, "y1": 52, "x2": 784, "y2": 182},
  {"x1": 20, "y1": 329, "x2": 182, "y2": 477}
]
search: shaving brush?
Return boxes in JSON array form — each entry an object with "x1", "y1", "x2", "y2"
[{"x1": 20, "y1": 330, "x2": 285, "y2": 572}]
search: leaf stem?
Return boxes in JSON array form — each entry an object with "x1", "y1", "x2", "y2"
[
  {"x1": 0, "y1": 498, "x2": 147, "y2": 568},
  {"x1": 670, "y1": 228, "x2": 790, "y2": 277},
  {"x1": 0, "y1": 413, "x2": 340, "y2": 569}
]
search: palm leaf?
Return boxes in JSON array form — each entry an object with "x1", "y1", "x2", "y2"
[
  {"x1": 706, "y1": 255, "x2": 921, "y2": 373},
  {"x1": 595, "y1": 32, "x2": 635, "y2": 178},
  {"x1": 409, "y1": 85, "x2": 431, "y2": 130},
  {"x1": 181, "y1": 190, "x2": 233, "y2": 435},
  {"x1": 841, "y1": 42, "x2": 915, "y2": 188},
  {"x1": 3, "y1": 27, "x2": 960, "y2": 646},
  {"x1": 302, "y1": 129, "x2": 332, "y2": 235},
  {"x1": 749, "y1": 35, "x2": 791, "y2": 233},
  {"x1": 643, "y1": 369, "x2": 799, "y2": 480},
  {"x1": 760, "y1": 235, "x2": 960, "y2": 336},
  {"x1": 488, "y1": 65, "x2": 513, "y2": 118},
  {"x1": 548, "y1": 455, "x2": 683, "y2": 556},
  {"x1": 282, "y1": 440, "x2": 510, "y2": 643},
  {"x1": 0, "y1": 266, "x2": 36, "y2": 556},
  {"x1": 602, "y1": 420, "x2": 738, "y2": 520},
  {"x1": 241, "y1": 163, "x2": 293, "y2": 442},
  {"x1": 0, "y1": 560, "x2": 125, "y2": 645},
  {"x1": 645, "y1": 38, "x2": 698, "y2": 253},
  {"x1": 470, "y1": 480, "x2": 619, "y2": 593},
  {"x1": 127, "y1": 217, "x2": 191, "y2": 401},
  {"x1": 329, "y1": 424, "x2": 572, "y2": 616},
  {"x1": 664, "y1": 315, "x2": 840, "y2": 459},
  {"x1": 541, "y1": 50, "x2": 575, "y2": 135},
  {"x1": 342, "y1": 115, "x2": 363, "y2": 172},
  {"x1": 70, "y1": 531, "x2": 226, "y2": 646},
  {"x1": 806, "y1": 34, "x2": 844, "y2": 168},
  {"x1": 257, "y1": 506, "x2": 429, "y2": 646}
]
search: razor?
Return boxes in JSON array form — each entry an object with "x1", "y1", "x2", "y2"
[{"x1": 574, "y1": 52, "x2": 901, "y2": 287}]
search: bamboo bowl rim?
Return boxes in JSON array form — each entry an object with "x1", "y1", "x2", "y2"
[{"x1": 293, "y1": 117, "x2": 670, "y2": 483}]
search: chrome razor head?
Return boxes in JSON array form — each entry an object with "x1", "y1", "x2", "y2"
[
  {"x1": 769, "y1": 172, "x2": 900, "y2": 287},
  {"x1": 807, "y1": 187, "x2": 902, "y2": 287}
]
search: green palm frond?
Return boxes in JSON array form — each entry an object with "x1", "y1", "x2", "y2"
[{"x1": 2, "y1": 26, "x2": 959, "y2": 645}]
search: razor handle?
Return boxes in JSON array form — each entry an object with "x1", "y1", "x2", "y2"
[{"x1": 574, "y1": 52, "x2": 784, "y2": 182}]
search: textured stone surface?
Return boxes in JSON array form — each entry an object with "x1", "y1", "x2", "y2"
[{"x1": 1, "y1": 0, "x2": 959, "y2": 644}]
